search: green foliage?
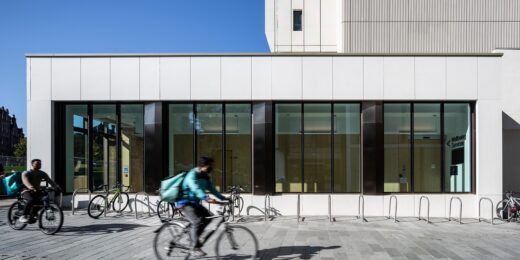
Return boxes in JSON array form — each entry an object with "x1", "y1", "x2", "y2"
[{"x1": 13, "y1": 137, "x2": 26, "y2": 158}]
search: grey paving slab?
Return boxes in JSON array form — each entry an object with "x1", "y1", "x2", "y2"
[{"x1": 1, "y1": 202, "x2": 520, "y2": 259}]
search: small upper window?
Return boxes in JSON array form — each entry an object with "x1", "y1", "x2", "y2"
[{"x1": 293, "y1": 10, "x2": 302, "y2": 31}]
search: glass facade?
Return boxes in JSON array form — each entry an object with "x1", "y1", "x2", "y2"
[{"x1": 59, "y1": 101, "x2": 472, "y2": 194}]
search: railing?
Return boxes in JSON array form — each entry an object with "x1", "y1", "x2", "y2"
[
  {"x1": 387, "y1": 195, "x2": 398, "y2": 223},
  {"x1": 448, "y1": 197, "x2": 463, "y2": 224},
  {"x1": 418, "y1": 196, "x2": 430, "y2": 223},
  {"x1": 71, "y1": 188, "x2": 92, "y2": 215},
  {"x1": 357, "y1": 195, "x2": 367, "y2": 222},
  {"x1": 478, "y1": 197, "x2": 494, "y2": 225},
  {"x1": 134, "y1": 192, "x2": 151, "y2": 219}
]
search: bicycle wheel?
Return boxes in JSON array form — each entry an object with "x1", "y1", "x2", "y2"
[
  {"x1": 153, "y1": 222, "x2": 192, "y2": 260},
  {"x1": 496, "y1": 199, "x2": 511, "y2": 220},
  {"x1": 157, "y1": 200, "x2": 179, "y2": 220},
  {"x1": 88, "y1": 195, "x2": 107, "y2": 219},
  {"x1": 112, "y1": 192, "x2": 129, "y2": 212},
  {"x1": 38, "y1": 203, "x2": 64, "y2": 235},
  {"x1": 7, "y1": 201, "x2": 27, "y2": 230},
  {"x1": 215, "y1": 225, "x2": 258, "y2": 259}
]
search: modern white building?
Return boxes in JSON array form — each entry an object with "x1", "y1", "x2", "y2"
[{"x1": 26, "y1": 1, "x2": 520, "y2": 218}]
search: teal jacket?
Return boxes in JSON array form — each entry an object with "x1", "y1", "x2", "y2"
[{"x1": 175, "y1": 167, "x2": 225, "y2": 207}]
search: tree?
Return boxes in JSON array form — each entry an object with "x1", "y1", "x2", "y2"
[{"x1": 13, "y1": 137, "x2": 26, "y2": 158}]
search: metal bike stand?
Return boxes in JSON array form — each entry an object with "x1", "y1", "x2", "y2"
[
  {"x1": 58, "y1": 192, "x2": 63, "y2": 208},
  {"x1": 448, "y1": 197, "x2": 463, "y2": 224},
  {"x1": 418, "y1": 196, "x2": 430, "y2": 224},
  {"x1": 387, "y1": 195, "x2": 398, "y2": 223},
  {"x1": 357, "y1": 195, "x2": 367, "y2": 222},
  {"x1": 297, "y1": 194, "x2": 304, "y2": 222},
  {"x1": 264, "y1": 194, "x2": 271, "y2": 221},
  {"x1": 134, "y1": 192, "x2": 151, "y2": 219},
  {"x1": 478, "y1": 197, "x2": 494, "y2": 225},
  {"x1": 328, "y1": 194, "x2": 335, "y2": 222},
  {"x1": 71, "y1": 188, "x2": 92, "y2": 215}
]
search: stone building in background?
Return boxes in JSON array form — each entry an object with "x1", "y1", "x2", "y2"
[{"x1": 0, "y1": 106, "x2": 24, "y2": 155}]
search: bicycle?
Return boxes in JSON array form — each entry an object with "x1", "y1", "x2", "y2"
[
  {"x1": 225, "y1": 185, "x2": 245, "y2": 222},
  {"x1": 496, "y1": 191, "x2": 520, "y2": 221},
  {"x1": 87, "y1": 183, "x2": 131, "y2": 218},
  {"x1": 153, "y1": 201, "x2": 258, "y2": 259},
  {"x1": 7, "y1": 187, "x2": 64, "y2": 235},
  {"x1": 157, "y1": 199, "x2": 183, "y2": 221}
]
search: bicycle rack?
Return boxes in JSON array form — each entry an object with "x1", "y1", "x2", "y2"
[
  {"x1": 418, "y1": 196, "x2": 430, "y2": 223},
  {"x1": 387, "y1": 195, "x2": 398, "y2": 223},
  {"x1": 448, "y1": 197, "x2": 463, "y2": 224},
  {"x1": 478, "y1": 197, "x2": 494, "y2": 225},
  {"x1": 71, "y1": 188, "x2": 92, "y2": 215},
  {"x1": 264, "y1": 194, "x2": 271, "y2": 221},
  {"x1": 357, "y1": 195, "x2": 367, "y2": 222},
  {"x1": 297, "y1": 194, "x2": 302, "y2": 222},
  {"x1": 134, "y1": 192, "x2": 151, "y2": 219},
  {"x1": 328, "y1": 194, "x2": 335, "y2": 222}
]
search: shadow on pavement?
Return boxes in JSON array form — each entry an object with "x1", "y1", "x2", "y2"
[
  {"x1": 257, "y1": 245, "x2": 341, "y2": 260},
  {"x1": 57, "y1": 223, "x2": 149, "y2": 236}
]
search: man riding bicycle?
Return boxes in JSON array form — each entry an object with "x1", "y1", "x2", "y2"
[
  {"x1": 176, "y1": 156, "x2": 228, "y2": 257},
  {"x1": 19, "y1": 159, "x2": 60, "y2": 223}
]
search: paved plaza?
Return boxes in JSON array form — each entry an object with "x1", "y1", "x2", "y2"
[{"x1": 1, "y1": 200, "x2": 520, "y2": 260}]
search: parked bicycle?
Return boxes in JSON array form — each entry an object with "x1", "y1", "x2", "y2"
[
  {"x1": 7, "y1": 187, "x2": 64, "y2": 235},
  {"x1": 153, "y1": 201, "x2": 258, "y2": 259},
  {"x1": 496, "y1": 191, "x2": 520, "y2": 221},
  {"x1": 87, "y1": 183, "x2": 131, "y2": 218},
  {"x1": 226, "y1": 185, "x2": 245, "y2": 221}
]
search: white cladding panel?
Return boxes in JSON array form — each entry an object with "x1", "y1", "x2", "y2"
[
  {"x1": 159, "y1": 57, "x2": 191, "y2": 100},
  {"x1": 303, "y1": 57, "x2": 333, "y2": 99},
  {"x1": 80, "y1": 58, "x2": 110, "y2": 100},
  {"x1": 363, "y1": 57, "x2": 384, "y2": 99},
  {"x1": 446, "y1": 57, "x2": 478, "y2": 100},
  {"x1": 139, "y1": 57, "x2": 160, "y2": 100},
  {"x1": 30, "y1": 58, "x2": 51, "y2": 101},
  {"x1": 191, "y1": 57, "x2": 221, "y2": 100},
  {"x1": 28, "y1": 100, "x2": 53, "y2": 175},
  {"x1": 320, "y1": 0, "x2": 337, "y2": 48},
  {"x1": 51, "y1": 58, "x2": 81, "y2": 100},
  {"x1": 292, "y1": 0, "x2": 304, "y2": 47},
  {"x1": 251, "y1": 57, "x2": 272, "y2": 100},
  {"x1": 221, "y1": 57, "x2": 252, "y2": 100},
  {"x1": 305, "y1": 0, "x2": 321, "y2": 46},
  {"x1": 271, "y1": 57, "x2": 302, "y2": 99},
  {"x1": 332, "y1": 57, "x2": 363, "y2": 99},
  {"x1": 383, "y1": 57, "x2": 414, "y2": 99},
  {"x1": 415, "y1": 57, "x2": 447, "y2": 100},
  {"x1": 276, "y1": 0, "x2": 292, "y2": 47},
  {"x1": 477, "y1": 57, "x2": 501, "y2": 100},
  {"x1": 26, "y1": 58, "x2": 31, "y2": 101},
  {"x1": 110, "y1": 58, "x2": 140, "y2": 100},
  {"x1": 477, "y1": 100, "x2": 502, "y2": 196}
]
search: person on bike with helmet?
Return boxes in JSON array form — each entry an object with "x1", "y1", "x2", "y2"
[
  {"x1": 19, "y1": 159, "x2": 60, "y2": 223},
  {"x1": 176, "y1": 156, "x2": 228, "y2": 257}
]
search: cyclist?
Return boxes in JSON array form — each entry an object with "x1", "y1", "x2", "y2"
[
  {"x1": 19, "y1": 159, "x2": 60, "y2": 223},
  {"x1": 176, "y1": 156, "x2": 227, "y2": 257}
]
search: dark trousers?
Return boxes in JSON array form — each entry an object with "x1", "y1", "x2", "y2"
[
  {"x1": 22, "y1": 191, "x2": 43, "y2": 216},
  {"x1": 181, "y1": 204, "x2": 212, "y2": 249}
]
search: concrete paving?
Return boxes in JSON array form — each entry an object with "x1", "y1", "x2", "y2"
[{"x1": 0, "y1": 199, "x2": 520, "y2": 260}]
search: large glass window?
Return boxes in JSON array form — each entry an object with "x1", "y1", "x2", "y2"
[
  {"x1": 120, "y1": 105, "x2": 144, "y2": 192},
  {"x1": 196, "y1": 104, "x2": 224, "y2": 191},
  {"x1": 413, "y1": 104, "x2": 441, "y2": 192},
  {"x1": 303, "y1": 104, "x2": 331, "y2": 193},
  {"x1": 225, "y1": 104, "x2": 252, "y2": 192},
  {"x1": 168, "y1": 104, "x2": 195, "y2": 176},
  {"x1": 275, "y1": 104, "x2": 302, "y2": 193},
  {"x1": 92, "y1": 105, "x2": 117, "y2": 190},
  {"x1": 444, "y1": 104, "x2": 471, "y2": 192},
  {"x1": 384, "y1": 104, "x2": 411, "y2": 193},
  {"x1": 64, "y1": 105, "x2": 88, "y2": 193},
  {"x1": 333, "y1": 104, "x2": 361, "y2": 192}
]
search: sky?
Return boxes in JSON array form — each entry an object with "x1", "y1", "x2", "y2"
[{"x1": 0, "y1": 0, "x2": 269, "y2": 133}]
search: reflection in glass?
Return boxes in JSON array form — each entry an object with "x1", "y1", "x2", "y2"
[
  {"x1": 384, "y1": 104, "x2": 411, "y2": 192},
  {"x1": 92, "y1": 105, "x2": 117, "y2": 190},
  {"x1": 333, "y1": 104, "x2": 361, "y2": 192},
  {"x1": 303, "y1": 104, "x2": 331, "y2": 193},
  {"x1": 168, "y1": 104, "x2": 195, "y2": 177},
  {"x1": 196, "y1": 104, "x2": 223, "y2": 191},
  {"x1": 120, "y1": 105, "x2": 144, "y2": 192},
  {"x1": 444, "y1": 104, "x2": 471, "y2": 192},
  {"x1": 413, "y1": 104, "x2": 441, "y2": 192},
  {"x1": 225, "y1": 104, "x2": 252, "y2": 192},
  {"x1": 275, "y1": 104, "x2": 302, "y2": 193},
  {"x1": 65, "y1": 105, "x2": 88, "y2": 193}
]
